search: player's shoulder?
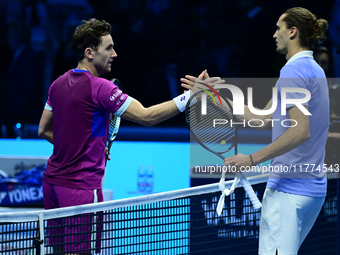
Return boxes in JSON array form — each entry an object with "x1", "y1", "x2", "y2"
[
  {"x1": 50, "y1": 70, "x2": 73, "y2": 88},
  {"x1": 89, "y1": 76, "x2": 115, "y2": 88},
  {"x1": 281, "y1": 58, "x2": 324, "y2": 79},
  {"x1": 280, "y1": 63, "x2": 304, "y2": 79}
]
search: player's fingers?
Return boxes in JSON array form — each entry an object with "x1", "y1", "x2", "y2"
[
  {"x1": 224, "y1": 157, "x2": 232, "y2": 166},
  {"x1": 181, "y1": 83, "x2": 192, "y2": 90},
  {"x1": 213, "y1": 78, "x2": 225, "y2": 84},
  {"x1": 196, "y1": 78, "x2": 225, "y2": 90},
  {"x1": 198, "y1": 70, "x2": 205, "y2": 80},
  {"x1": 184, "y1": 75, "x2": 201, "y2": 83},
  {"x1": 205, "y1": 77, "x2": 223, "y2": 85},
  {"x1": 180, "y1": 78, "x2": 196, "y2": 91},
  {"x1": 181, "y1": 76, "x2": 204, "y2": 88},
  {"x1": 224, "y1": 160, "x2": 238, "y2": 175},
  {"x1": 107, "y1": 149, "x2": 111, "y2": 161},
  {"x1": 203, "y1": 70, "x2": 210, "y2": 79},
  {"x1": 180, "y1": 77, "x2": 194, "y2": 86}
]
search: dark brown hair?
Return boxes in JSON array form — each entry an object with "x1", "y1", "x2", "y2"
[
  {"x1": 283, "y1": 7, "x2": 328, "y2": 49},
  {"x1": 71, "y1": 19, "x2": 111, "y2": 61}
]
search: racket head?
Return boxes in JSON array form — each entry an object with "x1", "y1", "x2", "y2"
[
  {"x1": 185, "y1": 89, "x2": 238, "y2": 158},
  {"x1": 111, "y1": 78, "x2": 123, "y2": 90}
]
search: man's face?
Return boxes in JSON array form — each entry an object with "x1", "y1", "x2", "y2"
[
  {"x1": 314, "y1": 52, "x2": 330, "y2": 72},
  {"x1": 273, "y1": 14, "x2": 291, "y2": 55},
  {"x1": 92, "y1": 34, "x2": 117, "y2": 75}
]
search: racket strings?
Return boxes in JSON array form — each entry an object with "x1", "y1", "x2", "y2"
[
  {"x1": 190, "y1": 105, "x2": 235, "y2": 139},
  {"x1": 188, "y1": 93, "x2": 236, "y2": 153},
  {"x1": 108, "y1": 113, "x2": 120, "y2": 142}
]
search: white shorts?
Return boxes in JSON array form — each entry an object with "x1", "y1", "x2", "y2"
[{"x1": 258, "y1": 188, "x2": 325, "y2": 255}]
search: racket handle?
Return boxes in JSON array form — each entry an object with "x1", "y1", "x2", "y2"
[
  {"x1": 107, "y1": 141, "x2": 113, "y2": 152},
  {"x1": 239, "y1": 173, "x2": 262, "y2": 209}
]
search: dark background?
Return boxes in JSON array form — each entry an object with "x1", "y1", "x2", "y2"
[{"x1": 0, "y1": 0, "x2": 338, "y2": 138}]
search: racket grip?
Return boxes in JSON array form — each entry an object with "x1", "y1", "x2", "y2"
[{"x1": 239, "y1": 175, "x2": 262, "y2": 210}]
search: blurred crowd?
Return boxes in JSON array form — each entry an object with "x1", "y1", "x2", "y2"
[{"x1": 0, "y1": 0, "x2": 339, "y2": 138}]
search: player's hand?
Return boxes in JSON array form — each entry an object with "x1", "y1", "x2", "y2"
[
  {"x1": 105, "y1": 147, "x2": 111, "y2": 161},
  {"x1": 180, "y1": 70, "x2": 224, "y2": 94},
  {"x1": 198, "y1": 69, "x2": 210, "y2": 80},
  {"x1": 224, "y1": 153, "x2": 252, "y2": 172},
  {"x1": 327, "y1": 132, "x2": 340, "y2": 143}
]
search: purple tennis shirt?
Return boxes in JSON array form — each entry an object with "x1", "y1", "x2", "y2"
[{"x1": 43, "y1": 69, "x2": 132, "y2": 189}]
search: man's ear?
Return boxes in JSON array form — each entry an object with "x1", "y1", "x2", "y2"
[
  {"x1": 84, "y1": 47, "x2": 94, "y2": 60},
  {"x1": 290, "y1": 26, "x2": 298, "y2": 40}
]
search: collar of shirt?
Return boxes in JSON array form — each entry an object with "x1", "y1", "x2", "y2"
[
  {"x1": 73, "y1": 68, "x2": 90, "y2": 73},
  {"x1": 285, "y1": 50, "x2": 313, "y2": 66}
]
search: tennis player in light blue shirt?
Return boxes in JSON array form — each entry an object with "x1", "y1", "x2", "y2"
[
  {"x1": 221, "y1": 7, "x2": 329, "y2": 255},
  {"x1": 268, "y1": 49, "x2": 329, "y2": 197},
  {"x1": 178, "y1": 6, "x2": 330, "y2": 254}
]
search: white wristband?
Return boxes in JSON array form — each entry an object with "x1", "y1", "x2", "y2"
[{"x1": 173, "y1": 91, "x2": 191, "y2": 112}]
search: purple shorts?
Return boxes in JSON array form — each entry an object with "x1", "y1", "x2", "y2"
[{"x1": 43, "y1": 182, "x2": 104, "y2": 254}]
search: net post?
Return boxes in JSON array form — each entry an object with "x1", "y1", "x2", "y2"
[{"x1": 34, "y1": 212, "x2": 45, "y2": 255}]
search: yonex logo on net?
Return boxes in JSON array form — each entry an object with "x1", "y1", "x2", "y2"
[{"x1": 201, "y1": 84, "x2": 311, "y2": 116}]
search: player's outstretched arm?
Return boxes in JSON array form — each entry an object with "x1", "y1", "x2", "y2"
[
  {"x1": 121, "y1": 74, "x2": 223, "y2": 127},
  {"x1": 121, "y1": 99, "x2": 180, "y2": 127},
  {"x1": 38, "y1": 109, "x2": 54, "y2": 144}
]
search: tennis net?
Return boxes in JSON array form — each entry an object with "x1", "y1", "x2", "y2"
[{"x1": 0, "y1": 173, "x2": 338, "y2": 254}]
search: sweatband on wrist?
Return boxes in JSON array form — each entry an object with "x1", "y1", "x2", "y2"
[{"x1": 173, "y1": 91, "x2": 191, "y2": 112}]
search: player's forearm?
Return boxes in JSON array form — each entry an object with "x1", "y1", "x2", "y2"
[
  {"x1": 38, "y1": 109, "x2": 54, "y2": 144},
  {"x1": 252, "y1": 106, "x2": 311, "y2": 164},
  {"x1": 38, "y1": 131, "x2": 54, "y2": 144},
  {"x1": 328, "y1": 132, "x2": 340, "y2": 141},
  {"x1": 122, "y1": 99, "x2": 180, "y2": 127},
  {"x1": 251, "y1": 124, "x2": 310, "y2": 165},
  {"x1": 142, "y1": 101, "x2": 180, "y2": 127},
  {"x1": 38, "y1": 124, "x2": 53, "y2": 144}
]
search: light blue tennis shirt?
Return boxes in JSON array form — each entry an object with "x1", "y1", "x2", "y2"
[{"x1": 267, "y1": 51, "x2": 329, "y2": 197}]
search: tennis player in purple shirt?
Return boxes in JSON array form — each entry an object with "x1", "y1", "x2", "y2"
[{"x1": 38, "y1": 19, "x2": 222, "y2": 253}]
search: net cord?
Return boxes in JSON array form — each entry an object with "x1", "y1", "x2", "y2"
[{"x1": 0, "y1": 174, "x2": 269, "y2": 223}]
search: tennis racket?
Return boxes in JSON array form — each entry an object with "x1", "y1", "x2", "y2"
[
  {"x1": 107, "y1": 113, "x2": 121, "y2": 158},
  {"x1": 102, "y1": 79, "x2": 122, "y2": 188},
  {"x1": 185, "y1": 88, "x2": 262, "y2": 215},
  {"x1": 106, "y1": 78, "x2": 123, "y2": 160}
]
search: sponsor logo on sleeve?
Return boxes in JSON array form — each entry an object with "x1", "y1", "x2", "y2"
[{"x1": 110, "y1": 90, "x2": 122, "y2": 102}]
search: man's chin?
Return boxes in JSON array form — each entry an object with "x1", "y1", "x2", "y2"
[
  {"x1": 102, "y1": 67, "x2": 111, "y2": 74},
  {"x1": 276, "y1": 48, "x2": 286, "y2": 55}
]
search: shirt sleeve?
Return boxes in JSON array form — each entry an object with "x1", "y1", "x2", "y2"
[
  {"x1": 44, "y1": 102, "x2": 52, "y2": 111},
  {"x1": 96, "y1": 79, "x2": 133, "y2": 116},
  {"x1": 45, "y1": 81, "x2": 54, "y2": 111},
  {"x1": 278, "y1": 64, "x2": 310, "y2": 108}
]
